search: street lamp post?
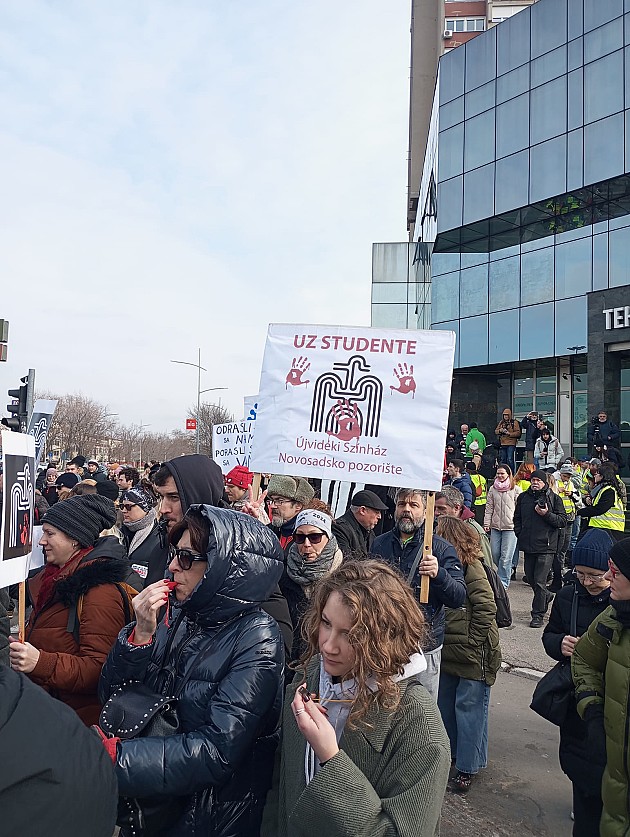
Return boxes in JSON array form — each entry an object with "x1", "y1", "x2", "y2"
[
  {"x1": 138, "y1": 421, "x2": 150, "y2": 467},
  {"x1": 171, "y1": 348, "x2": 227, "y2": 454}
]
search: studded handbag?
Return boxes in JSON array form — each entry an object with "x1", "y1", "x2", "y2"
[{"x1": 100, "y1": 680, "x2": 185, "y2": 835}]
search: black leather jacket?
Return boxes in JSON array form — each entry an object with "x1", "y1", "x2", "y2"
[{"x1": 100, "y1": 506, "x2": 285, "y2": 837}]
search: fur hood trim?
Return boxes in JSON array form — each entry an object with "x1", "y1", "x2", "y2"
[{"x1": 56, "y1": 559, "x2": 136, "y2": 607}]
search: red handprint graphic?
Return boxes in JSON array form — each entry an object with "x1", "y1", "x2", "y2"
[
  {"x1": 286, "y1": 356, "x2": 311, "y2": 388},
  {"x1": 327, "y1": 399, "x2": 361, "y2": 441},
  {"x1": 390, "y1": 363, "x2": 416, "y2": 398}
]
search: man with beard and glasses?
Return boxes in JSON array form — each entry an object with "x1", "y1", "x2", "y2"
[{"x1": 372, "y1": 488, "x2": 466, "y2": 699}]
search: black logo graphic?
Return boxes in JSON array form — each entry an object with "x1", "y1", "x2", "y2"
[{"x1": 310, "y1": 355, "x2": 383, "y2": 439}]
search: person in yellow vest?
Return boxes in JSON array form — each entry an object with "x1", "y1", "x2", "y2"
[
  {"x1": 514, "y1": 462, "x2": 535, "y2": 492},
  {"x1": 549, "y1": 465, "x2": 581, "y2": 592},
  {"x1": 577, "y1": 462, "x2": 626, "y2": 541},
  {"x1": 580, "y1": 458, "x2": 600, "y2": 501},
  {"x1": 466, "y1": 461, "x2": 487, "y2": 527}
]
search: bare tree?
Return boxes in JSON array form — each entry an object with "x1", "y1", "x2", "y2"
[
  {"x1": 39, "y1": 392, "x2": 118, "y2": 460},
  {"x1": 189, "y1": 402, "x2": 234, "y2": 456}
]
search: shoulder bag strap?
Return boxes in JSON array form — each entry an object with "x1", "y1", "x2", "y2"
[
  {"x1": 406, "y1": 544, "x2": 425, "y2": 585},
  {"x1": 570, "y1": 588, "x2": 579, "y2": 637}
]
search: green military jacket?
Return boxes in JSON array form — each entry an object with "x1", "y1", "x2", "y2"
[
  {"x1": 572, "y1": 606, "x2": 630, "y2": 836},
  {"x1": 262, "y1": 659, "x2": 450, "y2": 837},
  {"x1": 442, "y1": 558, "x2": 502, "y2": 686}
]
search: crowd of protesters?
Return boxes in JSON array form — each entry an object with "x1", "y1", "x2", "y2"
[{"x1": 0, "y1": 406, "x2": 629, "y2": 836}]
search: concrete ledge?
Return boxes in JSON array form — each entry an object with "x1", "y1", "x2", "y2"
[{"x1": 501, "y1": 662, "x2": 544, "y2": 682}]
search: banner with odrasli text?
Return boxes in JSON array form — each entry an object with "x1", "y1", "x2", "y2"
[
  {"x1": 249, "y1": 324, "x2": 455, "y2": 489},
  {"x1": 212, "y1": 421, "x2": 255, "y2": 474}
]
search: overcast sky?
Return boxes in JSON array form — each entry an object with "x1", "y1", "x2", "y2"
[{"x1": 1, "y1": 1, "x2": 410, "y2": 433}]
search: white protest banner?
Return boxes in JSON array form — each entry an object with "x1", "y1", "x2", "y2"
[
  {"x1": 250, "y1": 324, "x2": 455, "y2": 489},
  {"x1": 243, "y1": 395, "x2": 258, "y2": 422},
  {"x1": 212, "y1": 421, "x2": 255, "y2": 475},
  {"x1": 0, "y1": 430, "x2": 36, "y2": 587},
  {"x1": 27, "y1": 398, "x2": 58, "y2": 469}
]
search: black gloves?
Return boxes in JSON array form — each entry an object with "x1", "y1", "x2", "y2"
[{"x1": 584, "y1": 703, "x2": 607, "y2": 767}]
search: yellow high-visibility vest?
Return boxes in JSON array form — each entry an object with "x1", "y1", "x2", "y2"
[
  {"x1": 471, "y1": 474, "x2": 487, "y2": 505},
  {"x1": 589, "y1": 486, "x2": 626, "y2": 532}
]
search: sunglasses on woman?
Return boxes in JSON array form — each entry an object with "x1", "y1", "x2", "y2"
[
  {"x1": 293, "y1": 532, "x2": 326, "y2": 545},
  {"x1": 170, "y1": 546, "x2": 207, "y2": 571},
  {"x1": 121, "y1": 503, "x2": 137, "y2": 512}
]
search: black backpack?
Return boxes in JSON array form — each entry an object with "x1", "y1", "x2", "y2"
[{"x1": 482, "y1": 562, "x2": 512, "y2": 628}]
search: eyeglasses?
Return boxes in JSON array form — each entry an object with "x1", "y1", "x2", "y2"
[
  {"x1": 121, "y1": 503, "x2": 137, "y2": 512},
  {"x1": 293, "y1": 532, "x2": 326, "y2": 545},
  {"x1": 608, "y1": 559, "x2": 619, "y2": 579},
  {"x1": 573, "y1": 569, "x2": 607, "y2": 583},
  {"x1": 267, "y1": 496, "x2": 292, "y2": 507},
  {"x1": 170, "y1": 546, "x2": 207, "y2": 571}
]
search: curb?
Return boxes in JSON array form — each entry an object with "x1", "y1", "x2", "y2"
[{"x1": 500, "y1": 661, "x2": 545, "y2": 682}]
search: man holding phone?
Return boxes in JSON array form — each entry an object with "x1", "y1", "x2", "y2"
[{"x1": 514, "y1": 470, "x2": 567, "y2": 627}]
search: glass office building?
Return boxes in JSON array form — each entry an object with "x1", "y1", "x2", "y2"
[{"x1": 395, "y1": 0, "x2": 630, "y2": 465}]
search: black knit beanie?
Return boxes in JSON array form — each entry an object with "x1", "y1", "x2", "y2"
[
  {"x1": 609, "y1": 538, "x2": 630, "y2": 581},
  {"x1": 530, "y1": 469, "x2": 548, "y2": 484},
  {"x1": 42, "y1": 494, "x2": 117, "y2": 547},
  {"x1": 96, "y1": 479, "x2": 119, "y2": 501}
]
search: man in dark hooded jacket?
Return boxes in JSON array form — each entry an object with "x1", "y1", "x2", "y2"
[
  {"x1": 0, "y1": 666, "x2": 117, "y2": 836},
  {"x1": 153, "y1": 454, "x2": 293, "y2": 655}
]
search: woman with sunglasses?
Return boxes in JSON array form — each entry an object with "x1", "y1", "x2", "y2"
[
  {"x1": 263, "y1": 559, "x2": 450, "y2": 837},
  {"x1": 280, "y1": 507, "x2": 343, "y2": 662},
  {"x1": 120, "y1": 480, "x2": 170, "y2": 587},
  {"x1": 99, "y1": 503, "x2": 285, "y2": 837},
  {"x1": 542, "y1": 529, "x2": 612, "y2": 836}
]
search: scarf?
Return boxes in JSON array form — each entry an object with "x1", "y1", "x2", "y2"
[
  {"x1": 493, "y1": 476, "x2": 512, "y2": 492},
  {"x1": 286, "y1": 535, "x2": 340, "y2": 587},
  {"x1": 126, "y1": 507, "x2": 158, "y2": 555},
  {"x1": 34, "y1": 547, "x2": 93, "y2": 614},
  {"x1": 303, "y1": 652, "x2": 427, "y2": 784}
]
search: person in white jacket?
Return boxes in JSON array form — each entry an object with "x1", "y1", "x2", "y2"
[
  {"x1": 484, "y1": 465, "x2": 522, "y2": 589},
  {"x1": 534, "y1": 428, "x2": 564, "y2": 471}
]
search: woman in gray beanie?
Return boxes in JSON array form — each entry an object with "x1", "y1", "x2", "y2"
[{"x1": 8, "y1": 494, "x2": 142, "y2": 725}]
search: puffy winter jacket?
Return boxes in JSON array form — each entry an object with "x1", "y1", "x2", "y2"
[
  {"x1": 542, "y1": 577, "x2": 610, "y2": 794},
  {"x1": 495, "y1": 410, "x2": 521, "y2": 446},
  {"x1": 100, "y1": 506, "x2": 285, "y2": 837},
  {"x1": 483, "y1": 484, "x2": 522, "y2": 531},
  {"x1": 534, "y1": 436, "x2": 565, "y2": 469},
  {"x1": 25, "y1": 538, "x2": 142, "y2": 725},
  {"x1": 442, "y1": 558, "x2": 501, "y2": 686},
  {"x1": 447, "y1": 473, "x2": 473, "y2": 509},
  {"x1": 121, "y1": 517, "x2": 170, "y2": 587},
  {"x1": 572, "y1": 605, "x2": 630, "y2": 836},
  {"x1": 372, "y1": 525, "x2": 466, "y2": 651},
  {"x1": 513, "y1": 488, "x2": 567, "y2": 554}
]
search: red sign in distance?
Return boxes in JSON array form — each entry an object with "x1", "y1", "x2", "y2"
[{"x1": 186, "y1": 418, "x2": 197, "y2": 431}]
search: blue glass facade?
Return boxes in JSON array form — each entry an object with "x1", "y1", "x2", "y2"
[{"x1": 430, "y1": 0, "x2": 630, "y2": 370}]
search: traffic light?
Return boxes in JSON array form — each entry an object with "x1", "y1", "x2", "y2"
[{"x1": 2, "y1": 374, "x2": 28, "y2": 432}]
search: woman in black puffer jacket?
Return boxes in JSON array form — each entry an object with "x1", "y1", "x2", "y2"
[
  {"x1": 542, "y1": 528, "x2": 612, "y2": 836},
  {"x1": 99, "y1": 504, "x2": 285, "y2": 837}
]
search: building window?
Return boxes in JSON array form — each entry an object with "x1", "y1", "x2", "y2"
[
  {"x1": 513, "y1": 365, "x2": 557, "y2": 435},
  {"x1": 445, "y1": 18, "x2": 486, "y2": 33}
]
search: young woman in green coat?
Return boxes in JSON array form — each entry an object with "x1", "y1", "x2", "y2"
[
  {"x1": 436, "y1": 516, "x2": 502, "y2": 795},
  {"x1": 263, "y1": 559, "x2": 450, "y2": 837}
]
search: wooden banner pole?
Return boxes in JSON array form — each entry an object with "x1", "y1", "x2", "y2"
[
  {"x1": 420, "y1": 491, "x2": 435, "y2": 604},
  {"x1": 18, "y1": 580, "x2": 26, "y2": 643},
  {"x1": 251, "y1": 473, "x2": 262, "y2": 502}
]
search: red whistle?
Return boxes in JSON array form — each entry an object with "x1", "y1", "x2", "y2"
[{"x1": 164, "y1": 581, "x2": 178, "y2": 590}]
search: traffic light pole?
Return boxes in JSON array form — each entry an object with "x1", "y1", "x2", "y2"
[{"x1": 26, "y1": 368, "x2": 35, "y2": 426}]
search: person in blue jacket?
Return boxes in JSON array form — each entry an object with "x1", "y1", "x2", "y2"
[
  {"x1": 445, "y1": 459, "x2": 474, "y2": 509},
  {"x1": 372, "y1": 488, "x2": 466, "y2": 700}
]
